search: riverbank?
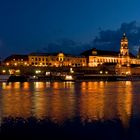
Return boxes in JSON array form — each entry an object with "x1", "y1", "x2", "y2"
[{"x1": 1, "y1": 74, "x2": 140, "y2": 83}]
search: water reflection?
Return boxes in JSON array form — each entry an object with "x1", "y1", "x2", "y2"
[{"x1": 0, "y1": 81, "x2": 140, "y2": 127}]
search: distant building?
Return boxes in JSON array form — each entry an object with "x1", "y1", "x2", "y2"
[
  {"x1": 3, "y1": 54, "x2": 29, "y2": 66},
  {"x1": 81, "y1": 33, "x2": 140, "y2": 68},
  {"x1": 2, "y1": 33, "x2": 140, "y2": 75},
  {"x1": 28, "y1": 52, "x2": 87, "y2": 67}
]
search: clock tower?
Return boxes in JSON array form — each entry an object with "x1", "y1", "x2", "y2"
[
  {"x1": 119, "y1": 33, "x2": 130, "y2": 66},
  {"x1": 120, "y1": 33, "x2": 129, "y2": 56}
]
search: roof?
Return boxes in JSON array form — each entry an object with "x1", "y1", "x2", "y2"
[
  {"x1": 129, "y1": 53, "x2": 136, "y2": 58},
  {"x1": 81, "y1": 48, "x2": 119, "y2": 57},
  {"x1": 81, "y1": 48, "x2": 136, "y2": 58},
  {"x1": 29, "y1": 52, "x2": 82, "y2": 57},
  {"x1": 4, "y1": 54, "x2": 28, "y2": 62}
]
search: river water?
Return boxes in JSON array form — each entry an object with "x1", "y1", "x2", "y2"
[{"x1": 0, "y1": 81, "x2": 140, "y2": 140}]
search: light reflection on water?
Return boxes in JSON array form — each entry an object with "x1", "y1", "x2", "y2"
[{"x1": 0, "y1": 81, "x2": 140, "y2": 127}]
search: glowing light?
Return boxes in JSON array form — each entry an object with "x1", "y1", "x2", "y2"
[
  {"x1": 35, "y1": 70, "x2": 41, "y2": 74},
  {"x1": 105, "y1": 71, "x2": 108, "y2": 74},
  {"x1": 33, "y1": 75, "x2": 37, "y2": 78},
  {"x1": 126, "y1": 71, "x2": 131, "y2": 75},
  {"x1": 46, "y1": 72, "x2": 50, "y2": 76},
  {"x1": 65, "y1": 75, "x2": 73, "y2": 80},
  {"x1": 2, "y1": 70, "x2": 6, "y2": 73},
  {"x1": 16, "y1": 70, "x2": 20, "y2": 73},
  {"x1": 70, "y1": 68, "x2": 74, "y2": 73},
  {"x1": 100, "y1": 71, "x2": 103, "y2": 74}
]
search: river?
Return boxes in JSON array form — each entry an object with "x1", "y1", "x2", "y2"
[{"x1": 0, "y1": 81, "x2": 140, "y2": 140}]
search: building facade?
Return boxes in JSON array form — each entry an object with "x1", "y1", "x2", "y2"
[
  {"x1": 28, "y1": 52, "x2": 87, "y2": 67},
  {"x1": 3, "y1": 33, "x2": 140, "y2": 75},
  {"x1": 81, "y1": 33, "x2": 140, "y2": 68},
  {"x1": 3, "y1": 55, "x2": 29, "y2": 66}
]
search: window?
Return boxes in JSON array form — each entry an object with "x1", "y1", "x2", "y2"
[{"x1": 39, "y1": 58, "x2": 41, "y2": 61}]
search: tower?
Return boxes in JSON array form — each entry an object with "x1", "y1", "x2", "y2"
[
  {"x1": 120, "y1": 33, "x2": 129, "y2": 56},
  {"x1": 119, "y1": 33, "x2": 130, "y2": 67}
]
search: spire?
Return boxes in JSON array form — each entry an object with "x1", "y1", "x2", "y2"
[
  {"x1": 121, "y1": 32, "x2": 128, "y2": 42},
  {"x1": 123, "y1": 33, "x2": 126, "y2": 39},
  {"x1": 120, "y1": 33, "x2": 129, "y2": 56}
]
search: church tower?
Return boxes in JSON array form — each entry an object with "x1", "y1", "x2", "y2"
[
  {"x1": 120, "y1": 33, "x2": 129, "y2": 56},
  {"x1": 119, "y1": 33, "x2": 130, "y2": 66}
]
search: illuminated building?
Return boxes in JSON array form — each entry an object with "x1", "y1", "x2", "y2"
[
  {"x1": 81, "y1": 33, "x2": 140, "y2": 74},
  {"x1": 28, "y1": 52, "x2": 87, "y2": 67},
  {"x1": 3, "y1": 54, "x2": 29, "y2": 66},
  {"x1": 2, "y1": 34, "x2": 140, "y2": 75}
]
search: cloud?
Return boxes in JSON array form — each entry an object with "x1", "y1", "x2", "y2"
[
  {"x1": 42, "y1": 39, "x2": 91, "y2": 55},
  {"x1": 42, "y1": 21, "x2": 140, "y2": 56},
  {"x1": 92, "y1": 21, "x2": 140, "y2": 55}
]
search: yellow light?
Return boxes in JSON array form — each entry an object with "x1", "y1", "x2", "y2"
[
  {"x1": 35, "y1": 70, "x2": 41, "y2": 74},
  {"x1": 100, "y1": 71, "x2": 103, "y2": 74},
  {"x1": 65, "y1": 75, "x2": 73, "y2": 80},
  {"x1": 126, "y1": 71, "x2": 130, "y2": 75},
  {"x1": 2, "y1": 70, "x2": 6, "y2": 73},
  {"x1": 70, "y1": 68, "x2": 74, "y2": 73},
  {"x1": 46, "y1": 72, "x2": 50, "y2": 76},
  {"x1": 14, "y1": 63, "x2": 17, "y2": 66},
  {"x1": 6, "y1": 63, "x2": 9, "y2": 66},
  {"x1": 105, "y1": 71, "x2": 108, "y2": 74},
  {"x1": 16, "y1": 70, "x2": 20, "y2": 73}
]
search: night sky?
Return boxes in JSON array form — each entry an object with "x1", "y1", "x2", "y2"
[{"x1": 0, "y1": 0, "x2": 140, "y2": 59}]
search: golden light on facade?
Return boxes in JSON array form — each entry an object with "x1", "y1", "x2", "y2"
[
  {"x1": 2, "y1": 70, "x2": 6, "y2": 73},
  {"x1": 16, "y1": 69, "x2": 20, "y2": 74},
  {"x1": 6, "y1": 63, "x2": 9, "y2": 66},
  {"x1": 35, "y1": 70, "x2": 41, "y2": 74},
  {"x1": 105, "y1": 71, "x2": 108, "y2": 74},
  {"x1": 100, "y1": 71, "x2": 103, "y2": 74},
  {"x1": 70, "y1": 68, "x2": 74, "y2": 73},
  {"x1": 65, "y1": 75, "x2": 73, "y2": 80},
  {"x1": 46, "y1": 72, "x2": 50, "y2": 76}
]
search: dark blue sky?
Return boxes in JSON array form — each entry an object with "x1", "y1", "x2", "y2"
[{"x1": 0, "y1": 0, "x2": 140, "y2": 58}]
